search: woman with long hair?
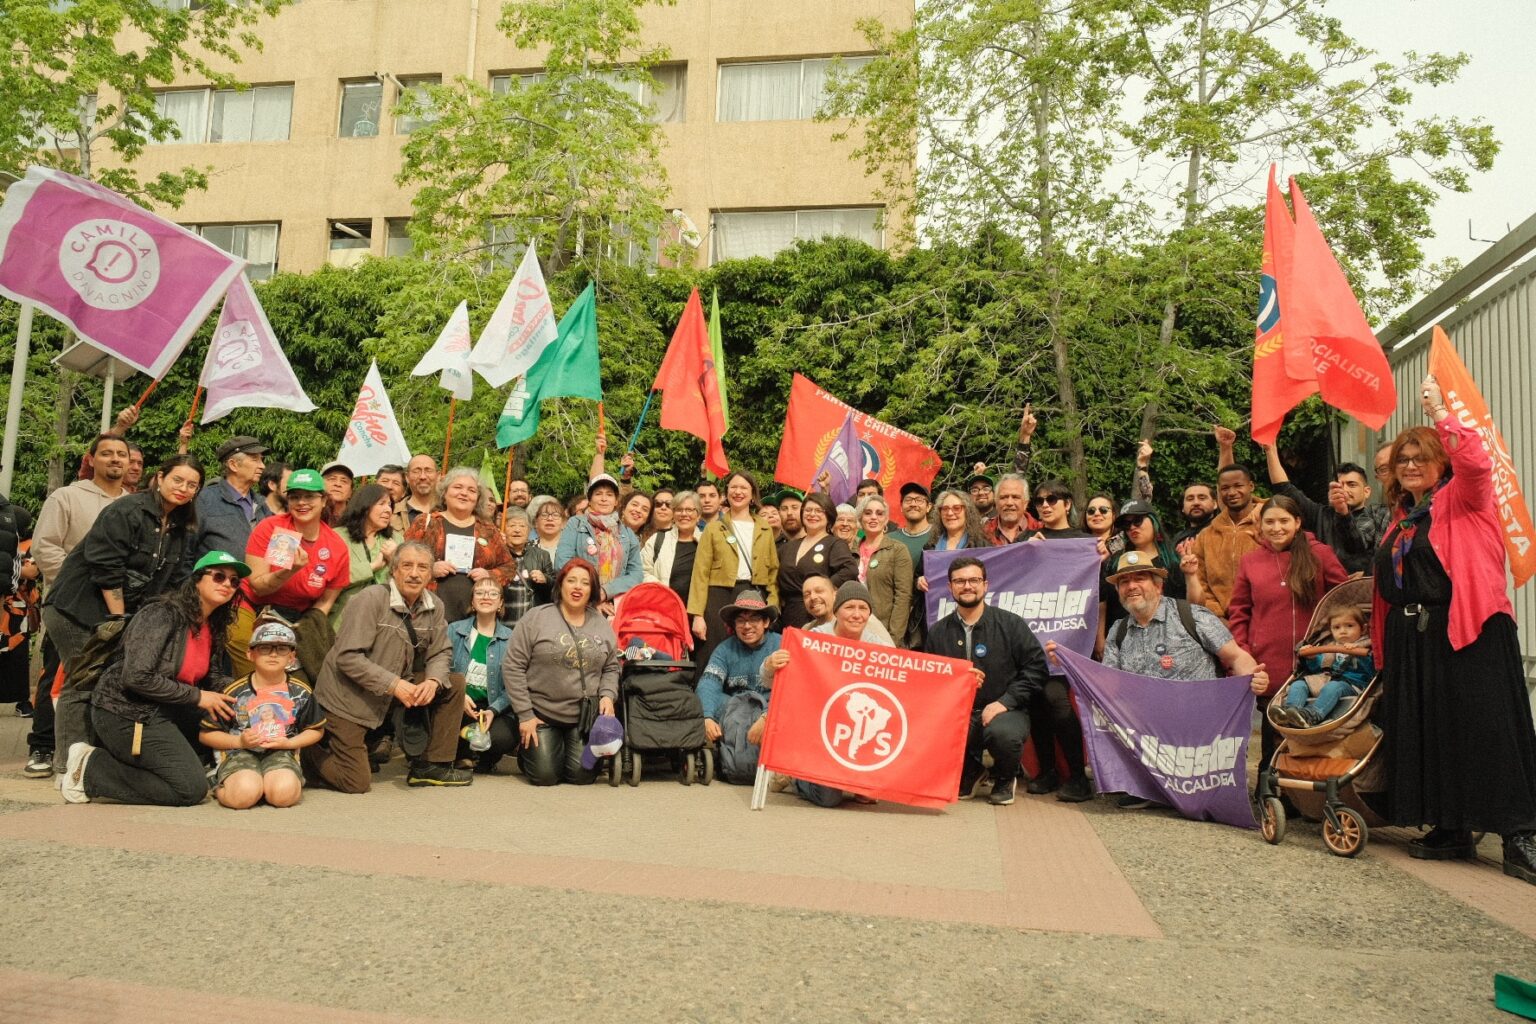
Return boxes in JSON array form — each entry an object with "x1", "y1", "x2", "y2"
[
  {"x1": 57, "y1": 552, "x2": 247, "y2": 806},
  {"x1": 331, "y1": 482, "x2": 397, "y2": 627},
  {"x1": 916, "y1": 490, "x2": 988, "y2": 598},
  {"x1": 776, "y1": 492, "x2": 857, "y2": 629},
  {"x1": 688, "y1": 471, "x2": 779, "y2": 672},
  {"x1": 1372, "y1": 380, "x2": 1536, "y2": 880},
  {"x1": 854, "y1": 494, "x2": 913, "y2": 641},
  {"x1": 449, "y1": 577, "x2": 519, "y2": 774},
  {"x1": 1228, "y1": 494, "x2": 1348, "y2": 768},
  {"x1": 1082, "y1": 491, "x2": 1119, "y2": 562},
  {"x1": 1100, "y1": 501, "x2": 1187, "y2": 629},
  {"x1": 404, "y1": 466, "x2": 515, "y2": 623},
  {"x1": 619, "y1": 490, "x2": 654, "y2": 543}
]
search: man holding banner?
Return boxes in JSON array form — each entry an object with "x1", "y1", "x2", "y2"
[{"x1": 922, "y1": 556, "x2": 1049, "y2": 806}]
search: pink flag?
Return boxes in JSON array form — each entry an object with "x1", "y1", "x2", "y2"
[
  {"x1": 336, "y1": 361, "x2": 413, "y2": 476},
  {"x1": 0, "y1": 166, "x2": 243, "y2": 378},
  {"x1": 198, "y1": 274, "x2": 315, "y2": 424}
]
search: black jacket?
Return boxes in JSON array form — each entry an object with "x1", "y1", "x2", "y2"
[
  {"x1": 44, "y1": 490, "x2": 196, "y2": 631},
  {"x1": 924, "y1": 604, "x2": 1047, "y2": 712},
  {"x1": 0, "y1": 495, "x2": 32, "y2": 595},
  {"x1": 92, "y1": 601, "x2": 227, "y2": 723},
  {"x1": 1274, "y1": 482, "x2": 1389, "y2": 575}
]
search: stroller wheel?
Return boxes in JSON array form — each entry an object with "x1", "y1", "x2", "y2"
[
  {"x1": 681, "y1": 751, "x2": 695, "y2": 786},
  {"x1": 1322, "y1": 805, "x2": 1368, "y2": 858},
  {"x1": 1260, "y1": 797, "x2": 1286, "y2": 845},
  {"x1": 608, "y1": 751, "x2": 621, "y2": 787},
  {"x1": 629, "y1": 751, "x2": 642, "y2": 787},
  {"x1": 701, "y1": 747, "x2": 714, "y2": 785}
]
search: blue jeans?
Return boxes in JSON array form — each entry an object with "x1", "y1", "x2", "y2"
[
  {"x1": 793, "y1": 779, "x2": 846, "y2": 807},
  {"x1": 1285, "y1": 678, "x2": 1359, "y2": 719}
]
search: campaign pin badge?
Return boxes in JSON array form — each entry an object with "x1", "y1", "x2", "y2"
[
  {"x1": 870, "y1": 559, "x2": 879, "y2": 569},
  {"x1": 975, "y1": 643, "x2": 988, "y2": 657},
  {"x1": 726, "y1": 535, "x2": 737, "y2": 545},
  {"x1": 812, "y1": 554, "x2": 824, "y2": 564},
  {"x1": 586, "y1": 542, "x2": 597, "y2": 554},
  {"x1": 477, "y1": 537, "x2": 487, "y2": 546},
  {"x1": 1160, "y1": 655, "x2": 1174, "y2": 671},
  {"x1": 814, "y1": 543, "x2": 824, "y2": 553}
]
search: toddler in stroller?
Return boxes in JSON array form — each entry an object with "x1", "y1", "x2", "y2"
[{"x1": 1273, "y1": 605, "x2": 1374, "y2": 729}]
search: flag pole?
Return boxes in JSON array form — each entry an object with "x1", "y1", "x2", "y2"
[
  {"x1": 130, "y1": 375, "x2": 163, "y2": 416},
  {"x1": 184, "y1": 386, "x2": 204, "y2": 427},
  {"x1": 443, "y1": 397, "x2": 457, "y2": 469},
  {"x1": 0, "y1": 303, "x2": 33, "y2": 496},
  {"x1": 500, "y1": 451, "x2": 514, "y2": 533},
  {"x1": 598, "y1": 401, "x2": 606, "y2": 439},
  {"x1": 625, "y1": 389, "x2": 656, "y2": 455}
]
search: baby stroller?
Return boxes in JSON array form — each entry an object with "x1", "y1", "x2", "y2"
[
  {"x1": 608, "y1": 583, "x2": 713, "y2": 787},
  {"x1": 1256, "y1": 577, "x2": 1385, "y2": 857}
]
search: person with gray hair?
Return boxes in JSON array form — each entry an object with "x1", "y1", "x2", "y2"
[
  {"x1": 403, "y1": 466, "x2": 514, "y2": 623},
  {"x1": 305, "y1": 540, "x2": 469, "y2": 791},
  {"x1": 499, "y1": 505, "x2": 553, "y2": 624},
  {"x1": 983, "y1": 472, "x2": 1040, "y2": 545},
  {"x1": 641, "y1": 489, "x2": 704, "y2": 602},
  {"x1": 853, "y1": 494, "x2": 912, "y2": 641},
  {"x1": 527, "y1": 495, "x2": 565, "y2": 559}
]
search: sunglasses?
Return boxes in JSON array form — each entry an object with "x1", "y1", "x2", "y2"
[
  {"x1": 204, "y1": 569, "x2": 240, "y2": 586},
  {"x1": 653, "y1": 500, "x2": 672, "y2": 508},
  {"x1": 1086, "y1": 505, "x2": 1113, "y2": 515},
  {"x1": 1034, "y1": 493, "x2": 1065, "y2": 505}
]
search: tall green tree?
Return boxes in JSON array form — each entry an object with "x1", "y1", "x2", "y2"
[{"x1": 395, "y1": 0, "x2": 676, "y2": 272}]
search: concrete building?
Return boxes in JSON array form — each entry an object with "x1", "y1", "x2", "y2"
[{"x1": 106, "y1": 0, "x2": 912, "y2": 276}]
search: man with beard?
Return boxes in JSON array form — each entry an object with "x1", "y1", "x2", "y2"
[
  {"x1": 506, "y1": 478, "x2": 532, "y2": 510},
  {"x1": 393, "y1": 454, "x2": 439, "y2": 532},
  {"x1": 1174, "y1": 483, "x2": 1218, "y2": 554},
  {"x1": 982, "y1": 474, "x2": 1041, "y2": 545},
  {"x1": 966, "y1": 472, "x2": 997, "y2": 520},
  {"x1": 1189, "y1": 464, "x2": 1262, "y2": 617},
  {"x1": 924, "y1": 556, "x2": 1048, "y2": 806},
  {"x1": 892, "y1": 482, "x2": 934, "y2": 563},
  {"x1": 770, "y1": 489, "x2": 805, "y2": 546},
  {"x1": 798, "y1": 575, "x2": 893, "y2": 644}
]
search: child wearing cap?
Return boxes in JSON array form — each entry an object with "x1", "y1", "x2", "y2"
[{"x1": 199, "y1": 619, "x2": 325, "y2": 809}]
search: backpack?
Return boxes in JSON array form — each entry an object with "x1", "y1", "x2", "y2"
[
  {"x1": 62, "y1": 617, "x2": 130, "y2": 695},
  {"x1": 716, "y1": 689, "x2": 768, "y2": 784},
  {"x1": 1113, "y1": 598, "x2": 1199, "y2": 650}
]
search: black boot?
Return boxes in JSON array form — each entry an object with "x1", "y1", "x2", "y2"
[
  {"x1": 1503, "y1": 831, "x2": 1536, "y2": 885},
  {"x1": 1408, "y1": 827, "x2": 1476, "y2": 861}
]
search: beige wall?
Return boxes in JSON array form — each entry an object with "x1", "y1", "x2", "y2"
[{"x1": 103, "y1": 0, "x2": 912, "y2": 273}]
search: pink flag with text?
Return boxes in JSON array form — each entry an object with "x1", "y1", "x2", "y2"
[
  {"x1": 198, "y1": 274, "x2": 316, "y2": 424},
  {"x1": 0, "y1": 166, "x2": 243, "y2": 378}
]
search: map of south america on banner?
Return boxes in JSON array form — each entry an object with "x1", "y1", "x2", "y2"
[
  {"x1": 922, "y1": 539, "x2": 1101, "y2": 658},
  {"x1": 1054, "y1": 647, "x2": 1256, "y2": 829},
  {"x1": 759, "y1": 629, "x2": 975, "y2": 808}
]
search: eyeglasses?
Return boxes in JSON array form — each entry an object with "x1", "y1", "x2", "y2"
[
  {"x1": 1086, "y1": 505, "x2": 1113, "y2": 515},
  {"x1": 674, "y1": 506, "x2": 699, "y2": 516},
  {"x1": 204, "y1": 570, "x2": 239, "y2": 586},
  {"x1": 950, "y1": 576, "x2": 986, "y2": 588},
  {"x1": 249, "y1": 644, "x2": 290, "y2": 656},
  {"x1": 1034, "y1": 493, "x2": 1064, "y2": 505},
  {"x1": 286, "y1": 492, "x2": 320, "y2": 504},
  {"x1": 1395, "y1": 454, "x2": 1431, "y2": 467},
  {"x1": 536, "y1": 509, "x2": 563, "y2": 518},
  {"x1": 938, "y1": 503, "x2": 965, "y2": 513}
]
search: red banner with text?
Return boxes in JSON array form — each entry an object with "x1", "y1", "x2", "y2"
[{"x1": 774, "y1": 374, "x2": 941, "y2": 497}]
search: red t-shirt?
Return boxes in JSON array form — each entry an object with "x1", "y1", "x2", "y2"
[
  {"x1": 178, "y1": 624, "x2": 212, "y2": 686},
  {"x1": 242, "y1": 515, "x2": 351, "y2": 613}
]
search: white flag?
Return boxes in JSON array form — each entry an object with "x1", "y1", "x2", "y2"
[
  {"x1": 198, "y1": 274, "x2": 316, "y2": 424},
  {"x1": 335, "y1": 360, "x2": 413, "y2": 476},
  {"x1": 468, "y1": 242, "x2": 559, "y2": 388},
  {"x1": 411, "y1": 300, "x2": 474, "y2": 400}
]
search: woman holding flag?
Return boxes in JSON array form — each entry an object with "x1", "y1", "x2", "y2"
[{"x1": 1375, "y1": 377, "x2": 1536, "y2": 884}]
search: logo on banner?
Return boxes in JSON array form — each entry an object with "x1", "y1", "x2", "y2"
[
  {"x1": 1088, "y1": 703, "x2": 1244, "y2": 794},
  {"x1": 59, "y1": 219, "x2": 161, "y2": 310},
  {"x1": 207, "y1": 320, "x2": 263, "y2": 382},
  {"x1": 820, "y1": 683, "x2": 907, "y2": 771}
]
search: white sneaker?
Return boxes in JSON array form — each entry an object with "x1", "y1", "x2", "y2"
[{"x1": 57, "y1": 742, "x2": 93, "y2": 804}]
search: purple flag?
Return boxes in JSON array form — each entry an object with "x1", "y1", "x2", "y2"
[
  {"x1": 813, "y1": 411, "x2": 863, "y2": 506},
  {"x1": 198, "y1": 275, "x2": 315, "y2": 423},
  {"x1": 922, "y1": 539, "x2": 1100, "y2": 657},
  {"x1": 1054, "y1": 647, "x2": 1256, "y2": 829},
  {"x1": 0, "y1": 166, "x2": 243, "y2": 378}
]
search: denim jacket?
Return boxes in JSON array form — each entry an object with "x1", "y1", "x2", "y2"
[
  {"x1": 448, "y1": 616, "x2": 514, "y2": 713},
  {"x1": 554, "y1": 515, "x2": 642, "y2": 599}
]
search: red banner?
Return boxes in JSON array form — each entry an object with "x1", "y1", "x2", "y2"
[
  {"x1": 1251, "y1": 166, "x2": 1317, "y2": 445},
  {"x1": 774, "y1": 373, "x2": 941, "y2": 497},
  {"x1": 759, "y1": 628, "x2": 975, "y2": 808}
]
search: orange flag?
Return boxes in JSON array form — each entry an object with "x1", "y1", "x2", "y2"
[
  {"x1": 653, "y1": 288, "x2": 729, "y2": 476},
  {"x1": 1251, "y1": 167, "x2": 1317, "y2": 445},
  {"x1": 1429, "y1": 326, "x2": 1536, "y2": 587}
]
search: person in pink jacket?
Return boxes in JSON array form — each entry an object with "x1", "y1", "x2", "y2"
[
  {"x1": 1228, "y1": 495, "x2": 1349, "y2": 771},
  {"x1": 1372, "y1": 376, "x2": 1536, "y2": 884}
]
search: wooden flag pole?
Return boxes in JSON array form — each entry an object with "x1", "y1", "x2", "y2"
[
  {"x1": 130, "y1": 376, "x2": 163, "y2": 416},
  {"x1": 500, "y1": 450, "x2": 514, "y2": 532},
  {"x1": 443, "y1": 397, "x2": 458, "y2": 470},
  {"x1": 598, "y1": 401, "x2": 606, "y2": 439},
  {"x1": 184, "y1": 386, "x2": 204, "y2": 427}
]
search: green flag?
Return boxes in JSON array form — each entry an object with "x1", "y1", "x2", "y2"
[
  {"x1": 709, "y1": 288, "x2": 729, "y2": 433},
  {"x1": 478, "y1": 450, "x2": 502, "y2": 503},
  {"x1": 496, "y1": 282, "x2": 602, "y2": 447}
]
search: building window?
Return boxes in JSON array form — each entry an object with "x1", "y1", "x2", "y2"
[
  {"x1": 339, "y1": 80, "x2": 383, "y2": 138},
  {"x1": 394, "y1": 75, "x2": 441, "y2": 134},
  {"x1": 152, "y1": 86, "x2": 292, "y2": 144},
  {"x1": 490, "y1": 67, "x2": 685, "y2": 123},
  {"x1": 385, "y1": 219, "x2": 414, "y2": 257},
  {"x1": 717, "y1": 57, "x2": 873, "y2": 123},
  {"x1": 329, "y1": 220, "x2": 373, "y2": 267},
  {"x1": 711, "y1": 208, "x2": 882, "y2": 263},
  {"x1": 195, "y1": 223, "x2": 280, "y2": 280}
]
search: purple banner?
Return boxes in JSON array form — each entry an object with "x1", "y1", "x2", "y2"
[
  {"x1": 1054, "y1": 647, "x2": 1256, "y2": 829},
  {"x1": 922, "y1": 539, "x2": 1100, "y2": 657}
]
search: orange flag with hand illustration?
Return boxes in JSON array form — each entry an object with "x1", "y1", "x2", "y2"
[{"x1": 1429, "y1": 326, "x2": 1535, "y2": 587}]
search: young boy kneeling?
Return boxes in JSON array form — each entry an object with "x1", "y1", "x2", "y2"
[{"x1": 200, "y1": 621, "x2": 324, "y2": 809}]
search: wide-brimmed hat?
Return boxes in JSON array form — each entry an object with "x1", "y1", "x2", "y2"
[
  {"x1": 1104, "y1": 549, "x2": 1168, "y2": 583},
  {"x1": 720, "y1": 588, "x2": 779, "y2": 628}
]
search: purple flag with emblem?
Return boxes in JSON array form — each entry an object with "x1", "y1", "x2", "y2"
[
  {"x1": 812, "y1": 411, "x2": 863, "y2": 506},
  {"x1": 922, "y1": 539, "x2": 1100, "y2": 657},
  {"x1": 1054, "y1": 647, "x2": 1256, "y2": 829},
  {"x1": 0, "y1": 166, "x2": 243, "y2": 378}
]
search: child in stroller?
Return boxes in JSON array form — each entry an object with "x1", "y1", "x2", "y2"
[{"x1": 1273, "y1": 605, "x2": 1374, "y2": 729}]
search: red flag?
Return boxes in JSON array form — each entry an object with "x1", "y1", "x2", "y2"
[
  {"x1": 759, "y1": 628, "x2": 975, "y2": 808},
  {"x1": 1251, "y1": 167, "x2": 1316, "y2": 445},
  {"x1": 774, "y1": 373, "x2": 942, "y2": 497},
  {"x1": 652, "y1": 288, "x2": 728, "y2": 476},
  {"x1": 1280, "y1": 178, "x2": 1397, "y2": 429}
]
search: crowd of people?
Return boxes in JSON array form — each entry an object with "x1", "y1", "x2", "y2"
[{"x1": 1, "y1": 375, "x2": 1532, "y2": 887}]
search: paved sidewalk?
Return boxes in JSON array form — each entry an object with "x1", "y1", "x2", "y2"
[{"x1": 1, "y1": 708, "x2": 1533, "y2": 1022}]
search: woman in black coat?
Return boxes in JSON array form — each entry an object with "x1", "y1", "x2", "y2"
[{"x1": 776, "y1": 493, "x2": 857, "y2": 629}]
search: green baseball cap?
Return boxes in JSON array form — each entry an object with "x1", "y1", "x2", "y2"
[
  {"x1": 192, "y1": 550, "x2": 252, "y2": 578},
  {"x1": 285, "y1": 468, "x2": 325, "y2": 492},
  {"x1": 768, "y1": 488, "x2": 805, "y2": 506}
]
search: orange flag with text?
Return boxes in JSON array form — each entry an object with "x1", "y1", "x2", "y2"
[{"x1": 1429, "y1": 325, "x2": 1535, "y2": 587}]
